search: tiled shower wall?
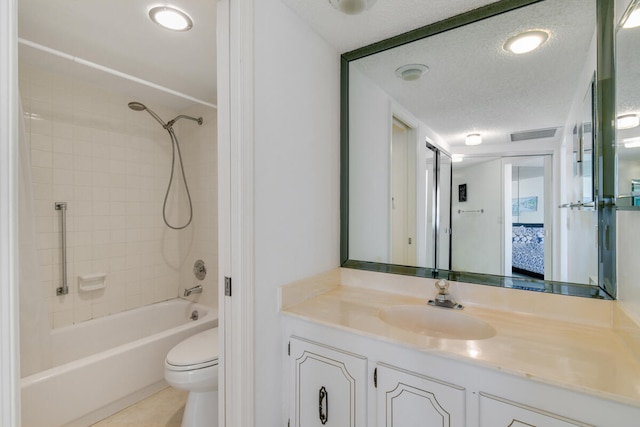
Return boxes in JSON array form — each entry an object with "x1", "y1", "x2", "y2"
[
  {"x1": 176, "y1": 105, "x2": 218, "y2": 310},
  {"x1": 19, "y1": 63, "x2": 217, "y2": 329}
]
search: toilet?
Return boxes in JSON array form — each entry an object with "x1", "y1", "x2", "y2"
[{"x1": 164, "y1": 328, "x2": 219, "y2": 427}]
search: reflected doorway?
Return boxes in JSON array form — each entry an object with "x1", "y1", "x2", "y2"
[
  {"x1": 391, "y1": 118, "x2": 417, "y2": 265},
  {"x1": 505, "y1": 156, "x2": 552, "y2": 280}
]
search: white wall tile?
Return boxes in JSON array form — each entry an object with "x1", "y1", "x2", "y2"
[
  {"x1": 53, "y1": 137, "x2": 73, "y2": 154},
  {"x1": 31, "y1": 150, "x2": 52, "y2": 168},
  {"x1": 21, "y1": 64, "x2": 218, "y2": 329},
  {"x1": 31, "y1": 134, "x2": 52, "y2": 152}
]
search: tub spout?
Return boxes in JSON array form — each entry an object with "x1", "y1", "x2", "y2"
[{"x1": 184, "y1": 285, "x2": 203, "y2": 297}]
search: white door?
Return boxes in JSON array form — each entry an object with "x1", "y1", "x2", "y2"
[{"x1": 391, "y1": 118, "x2": 416, "y2": 265}]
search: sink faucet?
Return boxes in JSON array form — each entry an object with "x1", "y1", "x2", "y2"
[
  {"x1": 428, "y1": 280, "x2": 463, "y2": 310},
  {"x1": 184, "y1": 285, "x2": 203, "y2": 297}
]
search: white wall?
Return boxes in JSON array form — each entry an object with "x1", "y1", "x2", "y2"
[
  {"x1": 349, "y1": 66, "x2": 392, "y2": 263},
  {"x1": 349, "y1": 65, "x2": 448, "y2": 267},
  {"x1": 253, "y1": 0, "x2": 341, "y2": 424},
  {"x1": 618, "y1": 211, "x2": 640, "y2": 323},
  {"x1": 558, "y1": 28, "x2": 598, "y2": 285},
  {"x1": 19, "y1": 63, "x2": 217, "y2": 335}
]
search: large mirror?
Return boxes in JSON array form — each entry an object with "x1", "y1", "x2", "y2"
[{"x1": 342, "y1": 0, "x2": 615, "y2": 298}]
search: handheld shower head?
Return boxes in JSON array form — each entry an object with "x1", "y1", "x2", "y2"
[
  {"x1": 128, "y1": 101, "x2": 147, "y2": 111},
  {"x1": 126, "y1": 100, "x2": 204, "y2": 230},
  {"x1": 128, "y1": 101, "x2": 166, "y2": 127}
]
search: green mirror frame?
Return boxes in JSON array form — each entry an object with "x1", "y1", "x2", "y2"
[{"x1": 340, "y1": 0, "x2": 616, "y2": 299}]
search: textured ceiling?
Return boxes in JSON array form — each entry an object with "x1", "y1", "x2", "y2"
[
  {"x1": 18, "y1": 0, "x2": 216, "y2": 110},
  {"x1": 281, "y1": 0, "x2": 502, "y2": 53},
  {"x1": 352, "y1": 0, "x2": 596, "y2": 150}
]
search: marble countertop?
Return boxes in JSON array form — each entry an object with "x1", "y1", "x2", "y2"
[{"x1": 281, "y1": 280, "x2": 640, "y2": 408}]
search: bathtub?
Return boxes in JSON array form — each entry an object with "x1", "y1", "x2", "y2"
[{"x1": 21, "y1": 298, "x2": 217, "y2": 427}]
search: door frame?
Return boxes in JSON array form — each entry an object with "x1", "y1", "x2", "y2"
[
  {"x1": 0, "y1": 0, "x2": 21, "y2": 425},
  {"x1": 217, "y1": 0, "x2": 256, "y2": 425}
]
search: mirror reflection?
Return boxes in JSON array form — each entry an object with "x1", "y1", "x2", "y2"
[
  {"x1": 347, "y1": 0, "x2": 602, "y2": 288},
  {"x1": 617, "y1": 0, "x2": 640, "y2": 206}
]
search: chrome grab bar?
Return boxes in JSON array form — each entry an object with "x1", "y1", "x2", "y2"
[{"x1": 55, "y1": 202, "x2": 68, "y2": 296}]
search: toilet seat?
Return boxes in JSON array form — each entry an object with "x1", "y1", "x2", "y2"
[{"x1": 166, "y1": 328, "x2": 219, "y2": 372}]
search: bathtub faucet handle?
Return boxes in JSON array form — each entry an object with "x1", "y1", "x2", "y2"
[{"x1": 184, "y1": 285, "x2": 203, "y2": 297}]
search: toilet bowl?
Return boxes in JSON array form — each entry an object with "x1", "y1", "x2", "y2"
[{"x1": 164, "y1": 327, "x2": 219, "y2": 427}]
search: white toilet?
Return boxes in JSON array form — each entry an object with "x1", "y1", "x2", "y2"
[{"x1": 164, "y1": 328, "x2": 219, "y2": 427}]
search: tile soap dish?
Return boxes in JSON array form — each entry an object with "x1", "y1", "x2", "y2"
[{"x1": 78, "y1": 273, "x2": 107, "y2": 292}]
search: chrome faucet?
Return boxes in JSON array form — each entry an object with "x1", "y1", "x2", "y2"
[
  {"x1": 184, "y1": 285, "x2": 203, "y2": 297},
  {"x1": 428, "y1": 280, "x2": 463, "y2": 310}
]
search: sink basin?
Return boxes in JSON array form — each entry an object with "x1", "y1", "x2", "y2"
[{"x1": 378, "y1": 305, "x2": 496, "y2": 340}]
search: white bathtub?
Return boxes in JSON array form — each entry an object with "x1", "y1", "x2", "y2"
[{"x1": 21, "y1": 298, "x2": 217, "y2": 427}]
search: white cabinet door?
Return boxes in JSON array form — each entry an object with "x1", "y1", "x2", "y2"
[
  {"x1": 289, "y1": 336, "x2": 368, "y2": 427},
  {"x1": 479, "y1": 393, "x2": 592, "y2": 427},
  {"x1": 376, "y1": 363, "x2": 466, "y2": 427}
]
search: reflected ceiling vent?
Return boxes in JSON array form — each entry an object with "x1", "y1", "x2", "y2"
[{"x1": 510, "y1": 127, "x2": 559, "y2": 142}]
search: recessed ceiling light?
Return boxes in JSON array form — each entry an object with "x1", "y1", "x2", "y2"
[
  {"x1": 623, "y1": 137, "x2": 640, "y2": 148},
  {"x1": 623, "y1": 8, "x2": 640, "y2": 29},
  {"x1": 328, "y1": 0, "x2": 378, "y2": 15},
  {"x1": 503, "y1": 30, "x2": 549, "y2": 54},
  {"x1": 465, "y1": 134, "x2": 482, "y2": 146},
  {"x1": 618, "y1": 114, "x2": 640, "y2": 130},
  {"x1": 149, "y1": 6, "x2": 193, "y2": 31},
  {"x1": 452, "y1": 154, "x2": 464, "y2": 163},
  {"x1": 395, "y1": 64, "x2": 429, "y2": 81}
]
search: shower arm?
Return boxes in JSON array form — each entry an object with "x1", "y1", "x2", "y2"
[{"x1": 167, "y1": 115, "x2": 203, "y2": 127}]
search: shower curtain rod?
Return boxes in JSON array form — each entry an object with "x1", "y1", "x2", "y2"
[{"x1": 18, "y1": 38, "x2": 217, "y2": 110}]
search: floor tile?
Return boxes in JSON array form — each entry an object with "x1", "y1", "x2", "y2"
[{"x1": 90, "y1": 387, "x2": 188, "y2": 427}]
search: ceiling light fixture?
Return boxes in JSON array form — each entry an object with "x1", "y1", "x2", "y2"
[
  {"x1": 395, "y1": 64, "x2": 429, "y2": 81},
  {"x1": 503, "y1": 30, "x2": 549, "y2": 54},
  {"x1": 328, "y1": 0, "x2": 378, "y2": 15},
  {"x1": 149, "y1": 6, "x2": 193, "y2": 31},
  {"x1": 452, "y1": 154, "x2": 464, "y2": 163},
  {"x1": 623, "y1": 137, "x2": 640, "y2": 148},
  {"x1": 623, "y1": 8, "x2": 640, "y2": 29},
  {"x1": 618, "y1": 114, "x2": 640, "y2": 130},
  {"x1": 465, "y1": 134, "x2": 482, "y2": 146}
]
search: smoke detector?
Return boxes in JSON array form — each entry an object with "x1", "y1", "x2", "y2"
[
  {"x1": 328, "y1": 0, "x2": 378, "y2": 15},
  {"x1": 395, "y1": 64, "x2": 429, "y2": 81}
]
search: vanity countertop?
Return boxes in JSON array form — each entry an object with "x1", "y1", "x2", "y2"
[{"x1": 280, "y1": 270, "x2": 640, "y2": 408}]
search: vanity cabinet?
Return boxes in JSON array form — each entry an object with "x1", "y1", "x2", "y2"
[
  {"x1": 289, "y1": 336, "x2": 368, "y2": 427},
  {"x1": 478, "y1": 393, "x2": 590, "y2": 427},
  {"x1": 376, "y1": 363, "x2": 465, "y2": 427},
  {"x1": 284, "y1": 317, "x2": 640, "y2": 427}
]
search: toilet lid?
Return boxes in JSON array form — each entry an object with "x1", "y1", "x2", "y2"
[{"x1": 166, "y1": 328, "x2": 219, "y2": 369}]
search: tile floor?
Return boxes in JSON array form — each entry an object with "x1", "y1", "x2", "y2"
[{"x1": 90, "y1": 387, "x2": 188, "y2": 427}]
